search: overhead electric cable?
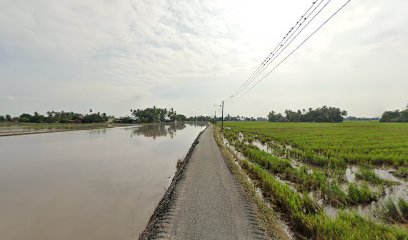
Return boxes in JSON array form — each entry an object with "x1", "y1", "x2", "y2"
[
  {"x1": 228, "y1": 0, "x2": 322, "y2": 101},
  {"x1": 230, "y1": 0, "x2": 332, "y2": 102},
  {"x1": 237, "y1": 0, "x2": 331, "y2": 97},
  {"x1": 232, "y1": 0, "x2": 352, "y2": 102}
]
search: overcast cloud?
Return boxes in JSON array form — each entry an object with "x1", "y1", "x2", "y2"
[{"x1": 0, "y1": 0, "x2": 407, "y2": 117}]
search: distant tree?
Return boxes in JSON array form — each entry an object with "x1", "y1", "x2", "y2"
[
  {"x1": 267, "y1": 111, "x2": 287, "y2": 122},
  {"x1": 268, "y1": 106, "x2": 347, "y2": 123},
  {"x1": 30, "y1": 112, "x2": 46, "y2": 123},
  {"x1": 19, "y1": 113, "x2": 32, "y2": 122},
  {"x1": 175, "y1": 114, "x2": 187, "y2": 122},
  {"x1": 285, "y1": 109, "x2": 302, "y2": 122},
  {"x1": 81, "y1": 113, "x2": 107, "y2": 123},
  {"x1": 0, "y1": 115, "x2": 5, "y2": 122},
  {"x1": 5, "y1": 114, "x2": 12, "y2": 122},
  {"x1": 380, "y1": 105, "x2": 408, "y2": 122}
]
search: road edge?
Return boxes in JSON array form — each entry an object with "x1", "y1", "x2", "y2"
[
  {"x1": 212, "y1": 124, "x2": 293, "y2": 240},
  {"x1": 139, "y1": 124, "x2": 208, "y2": 240}
]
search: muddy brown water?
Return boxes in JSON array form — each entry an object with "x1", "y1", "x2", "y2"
[{"x1": 0, "y1": 123, "x2": 205, "y2": 240}]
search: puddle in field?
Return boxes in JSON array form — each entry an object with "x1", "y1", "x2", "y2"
[
  {"x1": 375, "y1": 169, "x2": 399, "y2": 182},
  {"x1": 238, "y1": 132, "x2": 244, "y2": 141},
  {"x1": 325, "y1": 166, "x2": 408, "y2": 218},
  {"x1": 345, "y1": 166, "x2": 359, "y2": 183},
  {"x1": 252, "y1": 140, "x2": 272, "y2": 153}
]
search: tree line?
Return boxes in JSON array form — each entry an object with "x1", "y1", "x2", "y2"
[
  {"x1": 268, "y1": 106, "x2": 348, "y2": 123},
  {"x1": 129, "y1": 106, "x2": 217, "y2": 123},
  {"x1": 380, "y1": 105, "x2": 408, "y2": 122},
  {"x1": 130, "y1": 107, "x2": 186, "y2": 123},
  {"x1": 0, "y1": 110, "x2": 111, "y2": 123},
  {"x1": 3, "y1": 105, "x2": 406, "y2": 124}
]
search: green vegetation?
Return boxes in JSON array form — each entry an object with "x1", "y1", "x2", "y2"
[
  {"x1": 356, "y1": 167, "x2": 388, "y2": 185},
  {"x1": 1, "y1": 107, "x2": 214, "y2": 126},
  {"x1": 217, "y1": 122, "x2": 408, "y2": 239},
  {"x1": 241, "y1": 158, "x2": 406, "y2": 239},
  {"x1": 376, "y1": 198, "x2": 408, "y2": 224},
  {"x1": 380, "y1": 105, "x2": 408, "y2": 122},
  {"x1": 1, "y1": 111, "x2": 112, "y2": 124},
  {"x1": 347, "y1": 183, "x2": 378, "y2": 204},
  {"x1": 131, "y1": 107, "x2": 183, "y2": 123},
  {"x1": 268, "y1": 106, "x2": 347, "y2": 123},
  {"x1": 223, "y1": 121, "x2": 408, "y2": 167},
  {"x1": 0, "y1": 122, "x2": 114, "y2": 132},
  {"x1": 130, "y1": 106, "x2": 214, "y2": 123}
]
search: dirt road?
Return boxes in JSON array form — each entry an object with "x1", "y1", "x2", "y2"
[{"x1": 146, "y1": 125, "x2": 265, "y2": 239}]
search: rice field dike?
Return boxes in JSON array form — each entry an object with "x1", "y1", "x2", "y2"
[{"x1": 217, "y1": 121, "x2": 408, "y2": 240}]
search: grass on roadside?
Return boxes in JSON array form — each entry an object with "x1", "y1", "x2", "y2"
[
  {"x1": 376, "y1": 198, "x2": 408, "y2": 224},
  {"x1": 213, "y1": 125, "x2": 292, "y2": 240}
]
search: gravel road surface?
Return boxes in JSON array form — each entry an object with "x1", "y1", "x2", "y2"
[{"x1": 150, "y1": 125, "x2": 265, "y2": 239}]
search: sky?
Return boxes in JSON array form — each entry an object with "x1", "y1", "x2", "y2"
[{"x1": 0, "y1": 0, "x2": 407, "y2": 118}]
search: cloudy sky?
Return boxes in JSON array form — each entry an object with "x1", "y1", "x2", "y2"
[{"x1": 0, "y1": 0, "x2": 407, "y2": 118}]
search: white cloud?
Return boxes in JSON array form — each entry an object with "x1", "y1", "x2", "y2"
[{"x1": 0, "y1": 0, "x2": 407, "y2": 117}]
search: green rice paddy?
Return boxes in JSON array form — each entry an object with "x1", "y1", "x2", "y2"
[{"x1": 218, "y1": 121, "x2": 408, "y2": 239}]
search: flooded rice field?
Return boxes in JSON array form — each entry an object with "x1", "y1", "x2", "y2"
[
  {"x1": 224, "y1": 131, "x2": 408, "y2": 220},
  {"x1": 0, "y1": 123, "x2": 206, "y2": 240}
]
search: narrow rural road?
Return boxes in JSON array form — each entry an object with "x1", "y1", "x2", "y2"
[{"x1": 151, "y1": 125, "x2": 265, "y2": 239}]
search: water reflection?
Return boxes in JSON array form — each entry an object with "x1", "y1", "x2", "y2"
[
  {"x1": 0, "y1": 123, "x2": 205, "y2": 240},
  {"x1": 130, "y1": 122, "x2": 206, "y2": 139},
  {"x1": 88, "y1": 128, "x2": 107, "y2": 135}
]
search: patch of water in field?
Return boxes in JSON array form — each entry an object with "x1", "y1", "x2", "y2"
[
  {"x1": 0, "y1": 123, "x2": 206, "y2": 240},
  {"x1": 345, "y1": 166, "x2": 359, "y2": 183},
  {"x1": 252, "y1": 140, "x2": 271, "y2": 153}
]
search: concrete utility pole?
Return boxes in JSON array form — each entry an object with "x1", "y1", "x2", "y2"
[{"x1": 221, "y1": 101, "x2": 224, "y2": 132}]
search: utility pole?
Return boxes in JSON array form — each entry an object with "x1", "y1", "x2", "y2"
[{"x1": 221, "y1": 101, "x2": 224, "y2": 132}]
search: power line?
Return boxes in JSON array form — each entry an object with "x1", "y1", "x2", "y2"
[
  {"x1": 230, "y1": 0, "x2": 328, "y2": 102},
  {"x1": 235, "y1": 0, "x2": 332, "y2": 100},
  {"x1": 228, "y1": 0, "x2": 322, "y2": 101},
  {"x1": 234, "y1": 0, "x2": 331, "y2": 102},
  {"x1": 233, "y1": 0, "x2": 352, "y2": 102},
  {"x1": 229, "y1": 1, "x2": 319, "y2": 101},
  {"x1": 230, "y1": 0, "x2": 332, "y2": 103}
]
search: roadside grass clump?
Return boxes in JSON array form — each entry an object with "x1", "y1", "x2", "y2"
[
  {"x1": 241, "y1": 145, "x2": 293, "y2": 175},
  {"x1": 347, "y1": 183, "x2": 379, "y2": 204},
  {"x1": 356, "y1": 167, "x2": 388, "y2": 185},
  {"x1": 320, "y1": 182, "x2": 349, "y2": 207},
  {"x1": 376, "y1": 198, "x2": 408, "y2": 224},
  {"x1": 241, "y1": 160, "x2": 320, "y2": 227}
]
